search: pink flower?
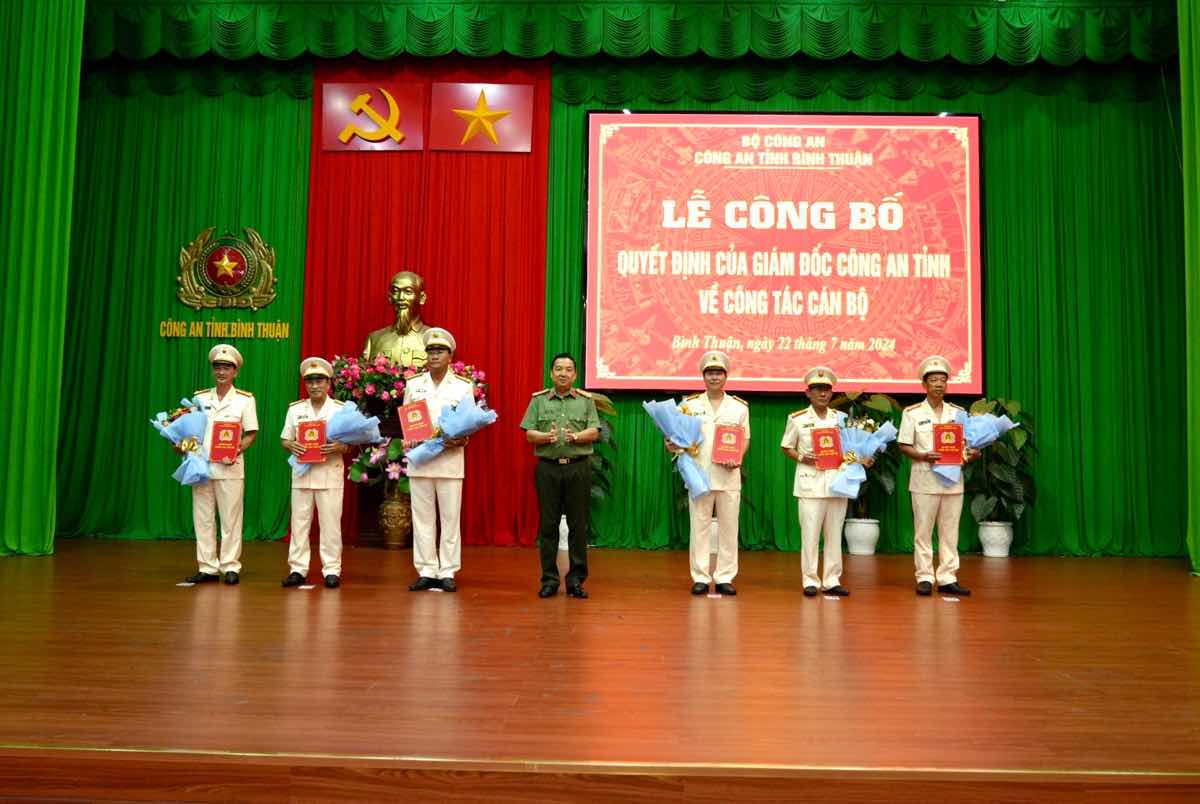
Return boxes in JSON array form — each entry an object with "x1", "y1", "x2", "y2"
[
  {"x1": 403, "y1": 368, "x2": 416, "y2": 379},
  {"x1": 386, "y1": 462, "x2": 402, "y2": 480},
  {"x1": 352, "y1": 388, "x2": 363, "y2": 399},
  {"x1": 475, "y1": 371, "x2": 486, "y2": 382},
  {"x1": 374, "y1": 355, "x2": 388, "y2": 369},
  {"x1": 365, "y1": 383, "x2": 376, "y2": 395},
  {"x1": 369, "y1": 447, "x2": 385, "y2": 465},
  {"x1": 380, "y1": 391, "x2": 390, "y2": 401},
  {"x1": 393, "y1": 381, "x2": 403, "y2": 391},
  {"x1": 351, "y1": 367, "x2": 361, "y2": 380}
]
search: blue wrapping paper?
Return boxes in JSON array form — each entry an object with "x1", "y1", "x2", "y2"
[
  {"x1": 829, "y1": 419, "x2": 897, "y2": 499},
  {"x1": 643, "y1": 399, "x2": 711, "y2": 500},
  {"x1": 150, "y1": 397, "x2": 210, "y2": 486},
  {"x1": 404, "y1": 396, "x2": 498, "y2": 468},
  {"x1": 291, "y1": 404, "x2": 385, "y2": 477},
  {"x1": 932, "y1": 412, "x2": 1018, "y2": 485}
]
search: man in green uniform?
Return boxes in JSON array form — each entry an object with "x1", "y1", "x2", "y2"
[{"x1": 520, "y1": 353, "x2": 601, "y2": 599}]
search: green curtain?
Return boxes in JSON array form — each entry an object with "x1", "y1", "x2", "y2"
[
  {"x1": 1182, "y1": 0, "x2": 1200, "y2": 574},
  {"x1": 0, "y1": 1, "x2": 87, "y2": 555},
  {"x1": 82, "y1": 1, "x2": 1178, "y2": 66},
  {"x1": 57, "y1": 61, "x2": 312, "y2": 542},
  {"x1": 546, "y1": 57, "x2": 1186, "y2": 558}
]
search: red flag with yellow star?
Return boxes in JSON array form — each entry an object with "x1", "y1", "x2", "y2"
[{"x1": 429, "y1": 82, "x2": 533, "y2": 152}]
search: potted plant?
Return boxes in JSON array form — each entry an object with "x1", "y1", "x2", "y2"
[
  {"x1": 830, "y1": 391, "x2": 902, "y2": 554},
  {"x1": 963, "y1": 397, "x2": 1035, "y2": 557}
]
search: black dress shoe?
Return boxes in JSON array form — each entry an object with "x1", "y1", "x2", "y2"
[
  {"x1": 824, "y1": 585, "x2": 849, "y2": 597},
  {"x1": 324, "y1": 575, "x2": 340, "y2": 589},
  {"x1": 223, "y1": 571, "x2": 239, "y2": 585},
  {"x1": 282, "y1": 572, "x2": 305, "y2": 588},
  {"x1": 937, "y1": 582, "x2": 971, "y2": 596},
  {"x1": 409, "y1": 577, "x2": 441, "y2": 592},
  {"x1": 691, "y1": 582, "x2": 709, "y2": 596},
  {"x1": 714, "y1": 583, "x2": 737, "y2": 596},
  {"x1": 441, "y1": 578, "x2": 457, "y2": 593},
  {"x1": 803, "y1": 585, "x2": 818, "y2": 597},
  {"x1": 916, "y1": 581, "x2": 933, "y2": 596},
  {"x1": 566, "y1": 585, "x2": 588, "y2": 599},
  {"x1": 184, "y1": 572, "x2": 219, "y2": 584},
  {"x1": 538, "y1": 585, "x2": 558, "y2": 598}
]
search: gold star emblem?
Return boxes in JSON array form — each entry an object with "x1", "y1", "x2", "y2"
[
  {"x1": 452, "y1": 90, "x2": 510, "y2": 146},
  {"x1": 213, "y1": 250, "x2": 238, "y2": 278}
]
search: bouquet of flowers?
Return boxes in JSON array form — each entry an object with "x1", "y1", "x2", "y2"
[
  {"x1": 643, "y1": 399, "x2": 710, "y2": 500},
  {"x1": 289, "y1": 404, "x2": 384, "y2": 477},
  {"x1": 150, "y1": 397, "x2": 210, "y2": 486},
  {"x1": 334, "y1": 354, "x2": 491, "y2": 485},
  {"x1": 933, "y1": 411, "x2": 1018, "y2": 486},
  {"x1": 404, "y1": 395, "x2": 498, "y2": 468},
  {"x1": 829, "y1": 417, "x2": 899, "y2": 499}
]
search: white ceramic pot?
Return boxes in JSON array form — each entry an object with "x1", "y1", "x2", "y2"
[
  {"x1": 844, "y1": 518, "x2": 881, "y2": 556},
  {"x1": 978, "y1": 521, "x2": 1014, "y2": 557}
]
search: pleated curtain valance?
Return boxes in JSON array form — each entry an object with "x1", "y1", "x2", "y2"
[{"x1": 84, "y1": 2, "x2": 1177, "y2": 66}]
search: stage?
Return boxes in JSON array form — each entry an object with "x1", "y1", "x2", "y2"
[{"x1": 1, "y1": 541, "x2": 1197, "y2": 802}]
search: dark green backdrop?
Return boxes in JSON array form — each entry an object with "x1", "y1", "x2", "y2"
[
  {"x1": 57, "y1": 62, "x2": 312, "y2": 540},
  {"x1": 545, "y1": 58, "x2": 1187, "y2": 558}
]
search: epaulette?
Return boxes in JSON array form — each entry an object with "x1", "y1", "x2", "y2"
[
  {"x1": 790, "y1": 408, "x2": 806, "y2": 418},
  {"x1": 684, "y1": 392, "x2": 702, "y2": 400},
  {"x1": 193, "y1": 388, "x2": 209, "y2": 396},
  {"x1": 454, "y1": 370, "x2": 474, "y2": 383},
  {"x1": 531, "y1": 388, "x2": 551, "y2": 397},
  {"x1": 904, "y1": 402, "x2": 922, "y2": 411},
  {"x1": 730, "y1": 394, "x2": 749, "y2": 406},
  {"x1": 947, "y1": 401, "x2": 963, "y2": 410},
  {"x1": 289, "y1": 399, "x2": 306, "y2": 407},
  {"x1": 236, "y1": 389, "x2": 254, "y2": 397},
  {"x1": 575, "y1": 389, "x2": 593, "y2": 399}
]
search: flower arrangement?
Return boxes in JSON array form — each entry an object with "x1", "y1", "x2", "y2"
[{"x1": 331, "y1": 353, "x2": 489, "y2": 488}]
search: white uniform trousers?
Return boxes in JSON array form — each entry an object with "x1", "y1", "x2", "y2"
[
  {"x1": 288, "y1": 488, "x2": 344, "y2": 577},
  {"x1": 410, "y1": 477, "x2": 463, "y2": 579},
  {"x1": 911, "y1": 492, "x2": 963, "y2": 585},
  {"x1": 798, "y1": 496, "x2": 847, "y2": 590},
  {"x1": 192, "y1": 478, "x2": 244, "y2": 574},
  {"x1": 688, "y1": 490, "x2": 739, "y2": 584}
]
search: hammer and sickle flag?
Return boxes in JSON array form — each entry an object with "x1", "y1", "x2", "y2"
[{"x1": 321, "y1": 83, "x2": 424, "y2": 151}]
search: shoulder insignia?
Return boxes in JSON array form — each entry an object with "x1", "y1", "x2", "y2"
[
  {"x1": 947, "y1": 401, "x2": 963, "y2": 410},
  {"x1": 684, "y1": 392, "x2": 702, "y2": 400},
  {"x1": 193, "y1": 389, "x2": 209, "y2": 397},
  {"x1": 288, "y1": 399, "x2": 306, "y2": 408},
  {"x1": 904, "y1": 403, "x2": 921, "y2": 411},
  {"x1": 729, "y1": 394, "x2": 749, "y2": 406},
  {"x1": 575, "y1": 389, "x2": 593, "y2": 399},
  {"x1": 236, "y1": 389, "x2": 254, "y2": 397},
  {"x1": 454, "y1": 370, "x2": 474, "y2": 382},
  {"x1": 790, "y1": 408, "x2": 806, "y2": 418},
  {"x1": 531, "y1": 388, "x2": 551, "y2": 397}
]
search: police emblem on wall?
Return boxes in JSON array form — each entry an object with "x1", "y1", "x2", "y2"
[{"x1": 177, "y1": 227, "x2": 277, "y2": 310}]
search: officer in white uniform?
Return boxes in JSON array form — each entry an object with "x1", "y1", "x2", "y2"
[
  {"x1": 402, "y1": 328, "x2": 473, "y2": 592},
  {"x1": 670, "y1": 350, "x2": 750, "y2": 596},
  {"x1": 780, "y1": 366, "x2": 854, "y2": 597},
  {"x1": 897, "y1": 356, "x2": 978, "y2": 596},
  {"x1": 280, "y1": 357, "x2": 348, "y2": 589},
  {"x1": 185, "y1": 343, "x2": 258, "y2": 585}
]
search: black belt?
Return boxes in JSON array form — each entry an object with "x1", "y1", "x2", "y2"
[{"x1": 539, "y1": 456, "x2": 588, "y2": 465}]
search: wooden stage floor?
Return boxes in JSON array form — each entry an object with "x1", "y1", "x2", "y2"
[{"x1": 1, "y1": 540, "x2": 1197, "y2": 802}]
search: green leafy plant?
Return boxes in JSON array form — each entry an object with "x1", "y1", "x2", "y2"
[
  {"x1": 587, "y1": 392, "x2": 618, "y2": 543},
  {"x1": 963, "y1": 398, "x2": 1036, "y2": 524},
  {"x1": 829, "y1": 391, "x2": 902, "y2": 519}
]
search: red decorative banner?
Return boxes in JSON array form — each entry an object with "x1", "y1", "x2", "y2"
[
  {"x1": 429, "y1": 83, "x2": 534, "y2": 152},
  {"x1": 585, "y1": 113, "x2": 984, "y2": 394},
  {"x1": 321, "y1": 83, "x2": 425, "y2": 151}
]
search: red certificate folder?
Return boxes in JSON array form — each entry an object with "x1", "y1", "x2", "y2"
[
  {"x1": 934, "y1": 423, "x2": 965, "y2": 465},
  {"x1": 398, "y1": 399, "x2": 434, "y2": 442},
  {"x1": 209, "y1": 422, "x2": 241, "y2": 462},
  {"x1": 297, "y1": 420, "x2": 326, "y2": 464},
  {"x1": 812, "y1": 427, "x2": 843, "y2": 470},
  {"x1": 711, "y1": 424, "x2": 746, "y2": 463}
]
